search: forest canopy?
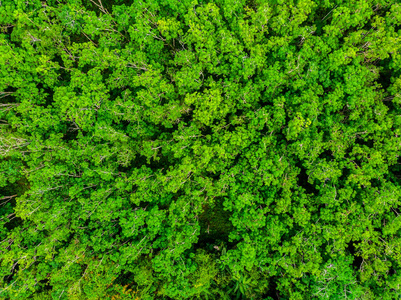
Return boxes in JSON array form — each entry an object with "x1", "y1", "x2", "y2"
[{"x1": 1, "y1": 0, "x2": 401, "y2": 299}]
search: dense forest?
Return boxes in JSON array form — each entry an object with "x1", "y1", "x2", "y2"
[{"x1": 1, "y1": 0, "x2": 401, "y2": 299}]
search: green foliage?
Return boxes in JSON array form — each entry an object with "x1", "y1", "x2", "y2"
[{"x1": 1, "y1": 0, "x2": 401, "y2": 299}]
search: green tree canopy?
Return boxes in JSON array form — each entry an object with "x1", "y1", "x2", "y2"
[{"x1": 1, "y1": 0, "x2": 401, "y2": 299}]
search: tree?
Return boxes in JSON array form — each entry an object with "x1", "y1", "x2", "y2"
[{"x1": 1, "y1": 0, "x2": 401, "y2": 299}]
